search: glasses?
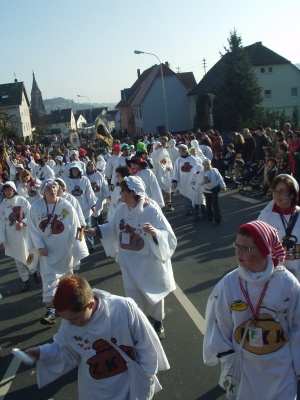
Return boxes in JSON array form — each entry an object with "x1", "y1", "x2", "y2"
[
  {"x1": 271, "y1": 189, "x2": 289, "y2": 195},
  {"x1": 233, "y1": 242, "x2": 257, "y2": 252}
]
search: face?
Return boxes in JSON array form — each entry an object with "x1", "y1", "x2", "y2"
[
  {"x1": 58, "y1": 306, "x2": 93, "y2": 327},
  {"x1": 56, "y1": 184, "x2": 64, "y2": 195},
  {"x1": 272, "y1": 181, "x2": 294, "y2": 210},
  {"x1": 22, "y1": 173, "x2": 31, "y2": 182},
  {"x1": 120, "y1": 187, "x2": 133, "y2": 205},
  {"x1": 3, "y1": 186, "x2": 15, "y2": 199},
  {"x1": 235, "y1": 234, "x2": 266, "y2": 272},
  {"x1": 178, "y1": 148, "x2": 187, "y2": 156},
  {"x1": 87, "y1": 163, "x2": 94, "y2": 171},
  {"x1": 122, "y1": 148, "x2": 130, "y2": 157},
  {"x1": 116, "y1": 172, "x2": 123, "y2": 183},
  {"x1": 44, "y1": 184, "x2": 58, "y2": 203},
  {"x1": 203, "y1": 162, "x2": 210, "y2": 171},
  {"x1": 71, "y1": 168, "x2": 80, "y2": 177}
]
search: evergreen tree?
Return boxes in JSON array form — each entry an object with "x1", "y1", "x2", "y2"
[
  {"x1": 194, "y1": 94, "x2": 211, "y2": 131},
  {"x1": 215, "y1": 29, "x2": 263, "y2": 131}
]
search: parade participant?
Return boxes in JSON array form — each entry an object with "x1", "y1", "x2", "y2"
[
  {"x1": 26, "y1": 275, "x2": 169, "y2": 400},
  {"x1": 0, "y1": 181, "x2": 40, "y2": 291},
  {"x1": 85, "y1": 161, "x2": 110, "y2": 226},
  {"x1": 204, "y1": 220, "x2": 300, "y2": 400},
  {"x1": 258, "y1": 174, "x2": 300, "y2": 281},
  {"x1": 104, "y1": 144, "x2": 121, "y2": 188},
  {"x1": 28, "y1": 158, "x2": 55, "y2": 181},
  {"x1": 195, "y1": 158, "x2": 226, "y2": 224},
  {"x1": 151, "y1": 138, "x2": 174, "y2": 211},
  {"x1": 55, "y1": 178, "x2": 85, "y2": 227},
  {"x1": 70, "y1": 149, "x2": 86, "y2": 172},
  {"x1": 53, "y1": 156, "x2": 65, "y2": 178},
  {"x1": 167, "y1": 139, "x2": 179, "y2": 166},
  {"x1": 17, "y1": 169, "x2": 41, "y2": 205},
  {"x1": 119, "y1": 144, "x2": 132, "y2": 166},
  {"x1": 64, "y1": 162, "x2": 97, "y2": 252},
  {"x1": 43, "y1": 154, "x2": 56, "y2": 170},
  {"x1": 189, "y1": 162, "x2": 206, "y2": 222},
  {"x1": 172, "y1": 144, "x2": 198, "y2": 215},
  {"x1": 106, "y1": 165, "x2": 131, "y2": 222},
  {"x1": 28, "y1": 180, "x2": 89, "y2": 324},
  {"x1": 126, "y1": 156, "x2": 164, "y2": 207},
  {"x1": 85, "y1": 176, "x2": 176, "y2": 339},
  {"x1": 96, "y1": 154, "x2": 106, "y2": 175}
]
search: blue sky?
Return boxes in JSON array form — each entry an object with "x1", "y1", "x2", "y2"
[{"x1": 1, "y1": 0, "x2": 300, "y2": 105}]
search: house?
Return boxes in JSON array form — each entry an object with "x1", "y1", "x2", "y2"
[
  {"x1": 75, "y1": 107, "x2": 108, "y2": 125},
  {"x1": 43, "y1": 108, "x2": 76, "y2": 135},
  {"x1": 0, "y1": 80, "x2": 32, "y2": 139},
  {"x1": 105, "y1": 109, "x2": 120, "y2": 132},
  {"x1": 116, "y1": 64, "x2": 196, "y2": 136},
  {"x1": 189, "y1": 41, "x2": 300, "y2": 118}
]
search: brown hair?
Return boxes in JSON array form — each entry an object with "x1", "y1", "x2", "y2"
[
  {"x1": 19, "y1": 169, "x2": 33, "y2": 181},
  {"x1": 272, "y1": 175, "x2": 298, "y2": 204}
]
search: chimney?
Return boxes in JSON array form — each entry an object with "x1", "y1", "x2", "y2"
[{"x1": 137, "y1": 69, "x2": 141, "y2": 79}]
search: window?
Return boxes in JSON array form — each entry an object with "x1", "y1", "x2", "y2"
[
  {"x1": 139, "y1": 109, "x2": 142, "y2": 118},
  {"x1": 260, "y1": 68, "x2": 265, "y2": 73},
  {"x1": 1, "y1": 95, "x2": 9, "y2": 99},
  {"x1": 291, "y1": 88, "x2": 298, "y2": 97},
  {"x1": 264, "y1": 90, "x2": 272, "y2": 100},
  {"x1": 268, "y1": 67, "x2": 273, "y2": 73}
]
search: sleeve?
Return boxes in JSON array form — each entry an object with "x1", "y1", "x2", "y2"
[
  {"x1": 27, "y1": 204, "x2": 45, "y2": 249},
  {"x1": 0, "y1": 205, "x2": 7, "y2": 244},
  {"x1": 287, "y1": 279, "x2": 300, "y2": 375},
  {"x1": 148, "y1": 173, "x2": 164, "y2": 207},
  {"x1": 99, "y1": 217, "x2": 119, "y2": 257},
  {"x1": 215, "y1": 169, "x2": 226, "y2": 189},
  {"x1": 104, "y1": 157, "x2": 113, "y2": 179},
  {"x1": 85, "y1": 179, "x2": 97, "y2": 208}
]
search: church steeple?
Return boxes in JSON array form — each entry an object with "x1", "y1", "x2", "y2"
[{"x1": 31, "y1": 71, "x2": 46, "y2": 115}]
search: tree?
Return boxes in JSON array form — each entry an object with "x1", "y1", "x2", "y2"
[
  {"x1": 0, "y1": 111, "x2": 19, "y2": 142},
  {"x1": 292, "y1": 106, "x2": 300, "y2": 130},
  {"x1": 214, "y1": 29, "x2": 263, "y2": 131},
  {"x1": 194, "y1": 94, "x2": 211, "y2": 131}
]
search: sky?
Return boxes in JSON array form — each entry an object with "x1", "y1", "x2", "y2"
[{"x1": 1, "y1": 0, "x2": 300, "y2": 106}]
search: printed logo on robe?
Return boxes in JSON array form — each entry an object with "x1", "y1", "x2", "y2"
[
  {"x1": 61, "y1": 209, "x2": 69, "y2": 218},
  {"x1": 9, "y1": 206, "x2": 24, "y2": 226},
  {"x1": 91, "y1": 182, "x2": 100, "y2": 193},
  {"x1": 72, "y1": 185, "x2": 83, "y2": 196},
  {"x1": 86, "y1": 338, "x2": 136, "y2": 380},
  {"x1": 119, "y1": 223, "x2": 144, "y2": 251},
  {"x1": 181, "y1": 162, "x2": 193, "y2": 173},
  {"x1": 39, "y1": 214, "x2": 64, "y2": 234},
  {"x1": 231, "y1": 300, "x2": 248, "y2": 312},
  {"x1": 160, "y1": 159, "x2": 167, "y2": 165},
  {"x1": 234, "y1": 307, "x2": 289, "y2": 355},
  {"x1": 28, "y1": 188, "x2": 37, "y2": 197}
]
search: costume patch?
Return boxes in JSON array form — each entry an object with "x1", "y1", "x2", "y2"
[
  {"x1": 231, "y1": 301, "x2": 248, "y2": 312},
  {"x1": 119, "y1": 223, "x2": 144, "y2": 251},
  {"x1": 181, "y1": 162, "x2": 192, "y2": 173},
  {"x1": 39, "y1": 214, "x2": 64, "y2": 234},
  {"x1": 72, "y1": 185, "x2": 83, "y2": 196},
  {"x1": 9, "y1": 206, "x2": 23, "y2": 225}
]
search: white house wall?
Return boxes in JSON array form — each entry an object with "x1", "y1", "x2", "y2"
[
  {"x1": 1, "y1": 93, "x2": 32, "y2": 139},
  {"x1": 254, "y1": 64, "x2": 300, "y2": 115},
  {"x1": 141, "y1": 75, "x2": 194, "y2": 133}
]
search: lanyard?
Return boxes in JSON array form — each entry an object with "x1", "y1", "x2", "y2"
[
  {"x1": 279, "y1": 211, "x2": 298, "y2": 237},
  {"x1": 45, "y1": 199, "x2": 57, "y2": 224},
  {"x1": 239, "y1": 277, "x2": 269, "y2": 323}
]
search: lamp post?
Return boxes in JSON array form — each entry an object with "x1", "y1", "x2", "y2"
[
  {"x1": 77, "y1": 94, "x2": 92, "y2": 124},
  {"x1": 134, "y1": 50, "x2": 169, "y2": 133}
]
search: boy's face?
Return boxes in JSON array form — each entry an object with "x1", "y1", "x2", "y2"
[{"x1": 58, "y1": 301, "x2": 95, "y2": 327}]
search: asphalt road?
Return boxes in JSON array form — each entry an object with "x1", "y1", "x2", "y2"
[{"x1": 1, "y1": 187, "x2": 299, "y2": 399}]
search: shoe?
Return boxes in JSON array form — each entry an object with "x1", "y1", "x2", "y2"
[
  {"x1": 215, "y1": 219, "x2": 221, "y2": 224},
  {"x1": 33, "y1": 271, "x2": 42, "y2": 284},
  {"x1": 21, "y1": 279, "x2": 30, "y2": 292},
  {"x1": 40, "y1": 312, "x2": 57, "y2": 325},
  {"x1": 89, "y1": 247, "x2": 96, "y2": 254},
  {"x1": 154, "y1": 322, "x2": 165, "y2": 340},
  {"x1": 185, "y1": 212, "x2": 192, "y2": 216},
  {"x1": 167, "y1": 205, "x2": 174, "y2": 211}
]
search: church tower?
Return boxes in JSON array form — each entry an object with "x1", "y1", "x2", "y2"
[{"x1": 30, "y1": 71, "x2": 46, "y2": 115}]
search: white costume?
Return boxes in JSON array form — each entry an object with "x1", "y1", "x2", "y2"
[
  {"x1": 204, "y1": 259, "x2": 300, "y2": 400},
  {"x1": 189, "y1": 164, "x2": 205, "y2": 207},
  {"x1": 258, "y1": 201, "x2": 300, "y2": 281},
  {"x1": 134, "y1": 169, "x2": 164, "y2": 207},
  {"x1": 152, "y1": 148, "x2": 173, "y2": 193},
  {"x1": 86, "y1": 170, "x2": 110, "y2": 218},
  {"x1": 96, "y1": 155, "x2": 106, "y2": 174},
  {"x1": 5, "y1": 157, "x2": 18, "y2": 182},
  {"x1": 64, "y1": 176, "x2": 97, "y2": 220},
  {"x1": 104, "y1": 155, "x2": 121, "y2": 186},
  {"x1": 100, "y1": 201, "x2": 176, "y2": 309},
  {"x1": 28, "y1": 197, "x2": 89, "y2": 301},
  {"x1": 199, "y1": 144, "x2": 213, "y2": 160},
  {"x1": 28, "y1": 159, "x2": 55, "y2": 181},
  {"x1": 53, "y1": 163, "x2": 65, "y2": 178},
  {"x1": 36, "y1": 290, "x2": 170, "y2": 400},
  {"x1": 17, "y1": 178, "x2": 42, "y2": 205},
  {"x1": 107, "y1": 185, "x2": 121, "y2": 222},
  {"x1": 195, "y1": 167, "x2": 226, "y2": 194},
  {"x1": 59, "y1": 191, "x2": 86, "y2": 227},
  {"x1": 172, "y1": 154, "x2": 198, "y2": 197},
  {"x1": 0, "y1": 195, "x2": 31, "y2": 281},
  {"x1": 167, "y1": 139, "x2": 179, "y2": 166}
]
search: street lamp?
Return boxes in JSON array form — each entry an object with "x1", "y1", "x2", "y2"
[
  {"x1": 77, "y1": 94, "x2": 92, "y2": 124},
  {"x1": 134, "y1": 50, "x2": 169, "y2": 133}
]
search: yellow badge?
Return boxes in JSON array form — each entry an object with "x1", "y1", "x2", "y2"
[
  {"x1": 231, "y1": 301, "x2": 248, "y2": 312},
  {"x1": 61, "y1": 209, "x2": 69, "y2": 217}
]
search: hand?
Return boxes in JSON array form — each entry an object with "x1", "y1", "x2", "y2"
[
  {"x1": 0, "y1": 243, "x2": 5, "y2": 250},
  {"x1": 143, "y1": 222, "x2": 157, "y2": 237},
  {"x1": 85, "y1": 228, "x2": 96, "y2": 237},
  {"x1": 25, "y1": 347, "x2": 40, "y2": 361},
  {"x1": 91, "y1": 207, "x2": 96, "y2": 212},
  {"x1": 15, "y1": 221, "x2": 24, "y2": 231},
  {"x1": 38, "y1": 248, "x2": 48, "y2": 256}
]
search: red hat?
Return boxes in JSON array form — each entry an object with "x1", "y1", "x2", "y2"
[
  {"x1": 113, "y1": 145, "x2": 120, "y2": 153},
  {"x1": 238, "y1": 220, "x2": 285, "y2": 266},
  {"x1": 78, "y1": 148, "x2": 87, "y2": 157}
]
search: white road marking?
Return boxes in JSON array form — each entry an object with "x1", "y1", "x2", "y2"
[
  {"x1": 0, "y1": 357, "x2": 21, "y2": 400},
  {"x1": 173, "y1": 284, "x2": 206, "y2": 334},
  {"x1": 231, "y1": 194, "x2": 261, "y2": 204}
]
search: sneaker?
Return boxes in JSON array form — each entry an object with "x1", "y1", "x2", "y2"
[
  {"x1": 21, "y1": 279, "x2": 30, "y2": 292},
  {"x1": 40, "y1": 313, "x2": 57, "y2": 325},
  {"x1": 33, "y1": 271, "x2": 42, "y2": 284},
  {"x1": 154, "y1": 322, "x2": 165, "y2": 340}
]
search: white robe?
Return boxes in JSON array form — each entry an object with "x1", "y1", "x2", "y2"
[
  {"x1": 36, "y1": 290, "x2": 170, "y2": 400},
  {"x1": 86, "y1": 171, "x2": 110, "y2": 217},
  {"x1": 0, "y1": 196, "x2": 31, "y2": 263},
  {"x1": 134, "y1": 169, "x2": 164, "y2": 207},
  {"x1": 28, "y1": 197, "x2": 89, "y2": 301},
  {"x1": 204, "y1": 259, "x2": 300, "y2": 400},
  {"x1": 152, "y1": 148, "x2": 172, "y2": 192},
  {"x1": 64, "y1": 176, "x2": 97, "y2": 219},
  {"x1": 17, "y1": 178, "x2": 42, "y2": 205},
  {"x1": 100, "y1": 201, "x2": 176, "y2": 305},
  {"x1": 59, "y1": 192, "x2": 86, "y2": 227},
  {"x1": 258, "y1": 201, "x2": 300, "y2": 280},
  {"x1": 172, "y1": 155, "x2": 198, "y2": 198},
  {"x1": 28, "y1": 160, "x2": 55, "y2": 181},
  {"x1": 104, "y1": 155, "x2": 121, "y2": 186}
]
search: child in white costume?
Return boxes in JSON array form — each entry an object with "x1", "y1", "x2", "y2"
[
  {"x1": 28, "y1": 180, "x2": 89, "y2": 324},
  {"x1": 204, "y1": 221, "x2": 300, "y2": 400},
  {"x1": 26, "y1": 275, "x2": 169, "y2": 400}
]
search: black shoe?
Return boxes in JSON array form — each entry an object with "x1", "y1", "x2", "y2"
[
  {"x1": 154, "y1": 322, "x2": 165, "y2": 340},
  {"x1": 167, "y1": 205, "x2": 174, "y2": 211},
  {"x1": 185, "y1": 212, "x2": 192, "y2": 216},
  {"x1": 215, "y1": 219, "x2": 221, "y2": 224},
  {"x1": 21, "y1": 279, "x2": 30, "y2": 292},
  {"x1": 89, "y1": 247, "x2": 96, "y2": 254},
  {"x1": 33, "y1": 271, "x2": 42, "y2": 284},
  {"x1": 40, "y1": 313, "x2": 57, "y2": 325}
]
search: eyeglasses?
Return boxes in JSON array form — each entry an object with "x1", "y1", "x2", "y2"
[
  {"x1": 271, "y1": 189, "x2": 289, "y2": 195},
  {"x1": 233, "y1": 242, "x2": 257, "y2": 252}
]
